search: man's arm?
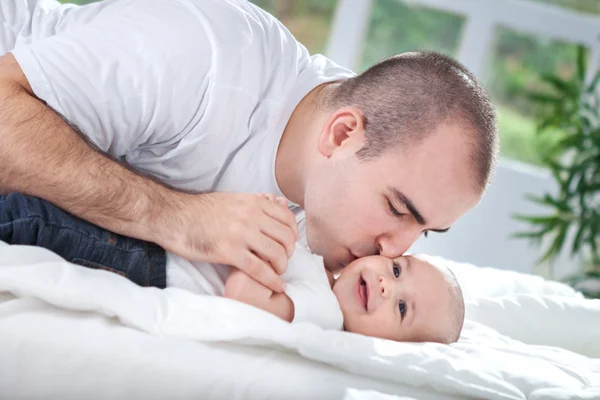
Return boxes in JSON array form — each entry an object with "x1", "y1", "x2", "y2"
[
  {"x1": 224, "y1": 269, "x2": 294, "y2": 322},
  {"x1": 0, "y1": 53, "x2": 169, "y2": 241},
  {"x1": 0, "y1": 53, "x2": 294, "y2": 293}
]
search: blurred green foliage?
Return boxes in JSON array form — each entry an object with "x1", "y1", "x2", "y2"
[
  {"x1": 513, "y1": 46, "x2": 600, "y2": 296},
  {"x1": 59, "y1": 0, "x2": 94, "y2": 4},
  {"x1": 358, "y1": 0, "x2": 464, "y2": 72}
]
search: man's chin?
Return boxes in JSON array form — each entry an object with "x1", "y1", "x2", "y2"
[
  {"x1": 306, "y1": 234, "x2": 349, "y2": 272},
  {"x1": 323, "y1": 256, "x2": 346, "y2": 274}
]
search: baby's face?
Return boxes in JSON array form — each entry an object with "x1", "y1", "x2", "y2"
[{"x1": 332, "y1": 255, "x2": 459, "y2": 343}]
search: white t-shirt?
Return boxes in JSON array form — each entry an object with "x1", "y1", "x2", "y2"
[
  {"x1": 167, "y1": 216, "x2": 344, "y2": 330},
  {"x1": 4, "y1": 0, "x2": 352, "y2": 330},
  {"x1": 6, "y1": 0, "x2": 354, "y2": 196}
]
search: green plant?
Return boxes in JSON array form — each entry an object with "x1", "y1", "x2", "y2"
[{"x1": 513, "y1": 46, "x2": 600, "y2": 297}]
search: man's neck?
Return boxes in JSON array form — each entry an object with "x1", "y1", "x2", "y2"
[{"x1": 274, "y1": 83, "x2": 332, "y2": 207}]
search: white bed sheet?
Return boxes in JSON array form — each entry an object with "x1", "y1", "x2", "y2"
[{"x1": 0, "y1": 243, "x2": 599, "y2": 400}]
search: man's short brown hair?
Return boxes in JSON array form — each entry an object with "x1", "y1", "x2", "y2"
[{"x1": 323, "y1": 51, "x2": 499, "y2": 192}]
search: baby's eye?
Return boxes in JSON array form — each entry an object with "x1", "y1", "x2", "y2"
[
  {"x1": 393, "y1": 262, "x2": 402, "y2": 278},
  {"x1": 399, "y1": 300, "x2": 407, "y2": 319}
]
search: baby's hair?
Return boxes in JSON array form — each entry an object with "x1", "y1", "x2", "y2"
[
  {"x1": 412, "y1": 256, "x2": 465, "y2": 344},
  {"x1": 442, "y1": 267, "x2": 465, "y2": 343}
]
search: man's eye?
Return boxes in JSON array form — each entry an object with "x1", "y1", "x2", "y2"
[
  {"x1": 399, "y1": 300, "x2": 407, "y2": 318},
  {"x1": 393, "y1": 262, "x2": 402, "y2": 278},
  {"x1": 387, "y1": 200, "x2": 403, "y2": 218}
]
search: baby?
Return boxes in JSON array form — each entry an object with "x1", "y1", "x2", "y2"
[
  {"x1": 336, "y1": 254, "x2": 464, "y2": 343},
  {"x1": 221, "y1": 248, "x2": 465, "y2": 344}
]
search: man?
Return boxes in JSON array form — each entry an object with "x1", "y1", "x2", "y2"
[{"x1": 0, "y1": 0, "x2": 498, "y2": 292}]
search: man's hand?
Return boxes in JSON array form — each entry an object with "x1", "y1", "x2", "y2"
[{"x1": 157, "y1": 192, "x2": 297, "y2": 293}]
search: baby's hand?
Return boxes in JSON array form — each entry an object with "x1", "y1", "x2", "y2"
[{"x1": 224, "y1": 269, "x2": 294, "y2": 322}]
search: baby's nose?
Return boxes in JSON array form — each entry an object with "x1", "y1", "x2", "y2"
[{"x1": 378, "y1": 276, "x2": 390, "y2": 299}]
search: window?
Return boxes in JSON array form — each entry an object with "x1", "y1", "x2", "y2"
[
  {"x1": 359, "y1": 0, "x2": 465, "y2": 71},
  {"x1": 58, "y1": 0, "x2": 98, "y2": 4},
  {"x1": 252, "y1": 0, "x2": 338, "y2": 54},
  {"x1": 525, "y1": 0, "x2": 600, "y2": 14}
]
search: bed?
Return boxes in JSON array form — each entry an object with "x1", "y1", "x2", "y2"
[{"x1": 0, "y1": 241, "x2": 599, "y2": 400}]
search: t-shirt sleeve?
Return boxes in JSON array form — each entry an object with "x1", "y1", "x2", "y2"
[
  {"x1": 282, "y1": 247, "x2": 344, "y2": 330},
  {"x1": 9, "y1": 0, "x2": 212, "y2": 157}
]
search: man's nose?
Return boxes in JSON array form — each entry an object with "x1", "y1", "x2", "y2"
[{"x1": 376, "y1": 228, "x2": 421, "y2": 258}]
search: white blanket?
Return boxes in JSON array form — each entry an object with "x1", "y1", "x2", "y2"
[{"x1": 0, "y1": 243, "x2": 599, "y2": 400}]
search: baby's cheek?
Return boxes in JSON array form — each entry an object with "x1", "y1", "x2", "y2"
[
  {"x1": 339, "y1": 310, "x2": 363, "y2": 335},
  {"x1": 366, "y1": 314, "x2": 401, "y2": 341}
]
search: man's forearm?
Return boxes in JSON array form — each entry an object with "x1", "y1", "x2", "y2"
[{"x1": 0, "y1": 79, "x2": 172, "y2": 243}]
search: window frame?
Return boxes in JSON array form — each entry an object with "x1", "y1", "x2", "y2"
[{"x1": 325, "y1": 0, "x2": 600, "y2": 83}]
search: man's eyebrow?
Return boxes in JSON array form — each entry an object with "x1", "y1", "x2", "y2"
[{"x1": 390, "y1": 187, "x2": 426, "y2": 225}]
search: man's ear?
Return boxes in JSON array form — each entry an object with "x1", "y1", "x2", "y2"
[{"x1": 317, "y1": 107, "x2": 365, "y2": 157}]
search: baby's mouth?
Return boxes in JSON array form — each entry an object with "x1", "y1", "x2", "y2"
[{"x1": 358, "y1": 275, "x2": 369, "y2": 311}]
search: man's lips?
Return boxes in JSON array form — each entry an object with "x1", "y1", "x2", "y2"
[
  {"x1": 347, "y1": 249, "x2": 359, "y2": 264},
  {"x1": 348, "y1": 248, "x2": 377, "y2": 263}
]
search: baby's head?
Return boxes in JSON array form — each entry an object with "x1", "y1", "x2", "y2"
[{"x1": 332, "y1": 255, "x2": 464, "y2": 344}]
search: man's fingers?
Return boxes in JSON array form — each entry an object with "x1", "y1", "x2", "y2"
[
  {"x1": 239, "y1": 251, "x2": 286, "y2": 293},
  {"x1": 261, "y1": 218, "x2": 296, "y2": 258},
  {"x1": 249, "y1": 233, "x2": 289, "y2": 275},
  {"x1": 261, "y1": 199, "x2": 298, "y2": 239}
]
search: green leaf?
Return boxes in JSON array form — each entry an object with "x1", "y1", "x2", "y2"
[
  {"x1": 556, "y1": 133, "x2": 584, "y2": 150},
  {"x1": 512, "y1": 214, "x2": 558, "y2": 225},
  {"x1": 585, "y1": 69, "x2": 600, "y2": 94},
  {"x1": 577, "y1": 45, "x2": 587, "y2": 83},
  {"x1": 590, "y1": 217, "x2": 599, "y2": 262},
  {"x1": 540, "y1": 74, "x2": 578, "y2": 97},
  {"x1": 546, "y1": 160, "x2": 567, "y2": 188},
  {"x1": 539, "y1": 223, "x2": 569, "y2": 264},
  {"x1": 511, "y1": 231, "x2": 547, "y2": 239},
  {"x1": 525, "y1": 193, "x2": 571, "y2": 212},
  {"x1": 586, "y1": 270, "x2": 600, "y2": 278},
  {"x1": 527, "y1": 93, "x2": 563, "y2": 105},
  {"x1": 571, "y1": 223, "x2": 587, "y2": 255},
  {"x1": 563, "y1": 168, "x2": 579, "y2": 194},
  {"x1": 587, "y1": 182, "x2": 600, "y2": 192}
]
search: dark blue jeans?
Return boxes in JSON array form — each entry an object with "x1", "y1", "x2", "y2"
[{"x1": 0, "y1": 193, "x2": 166, "y2": 288}]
